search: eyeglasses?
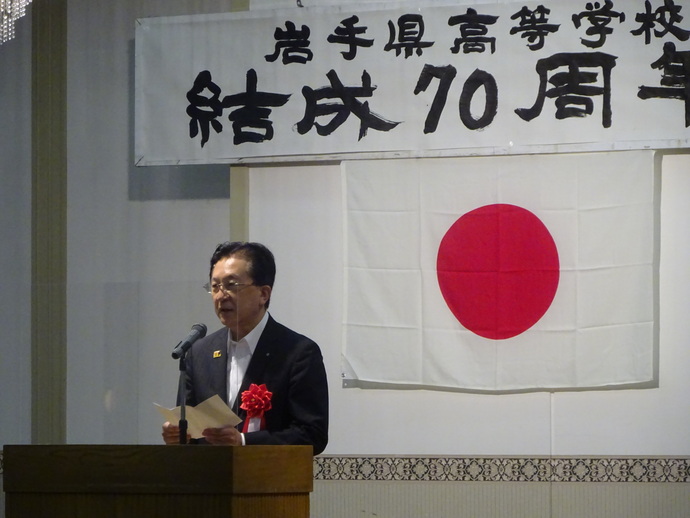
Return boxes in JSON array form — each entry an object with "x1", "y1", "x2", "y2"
[{"x1": 203, "y1": 280, "x2": 255, "y2": 295}]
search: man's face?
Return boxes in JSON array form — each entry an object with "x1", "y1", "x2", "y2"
[{"x1": 210, "y1": 255, "x2": 271, "y2": 340}]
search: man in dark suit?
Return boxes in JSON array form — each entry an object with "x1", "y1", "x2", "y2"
[{"x1": 162, "y1": 241, "x2": 328, "y2": 455}]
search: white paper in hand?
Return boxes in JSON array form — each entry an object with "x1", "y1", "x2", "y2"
[{"x1": 155, "y1": 394, "x2": 242, "y2": 439}]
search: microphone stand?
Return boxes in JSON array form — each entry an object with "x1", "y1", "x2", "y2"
[{"x1": 177, "y1": 352, "x2": 189, "y2": 445}]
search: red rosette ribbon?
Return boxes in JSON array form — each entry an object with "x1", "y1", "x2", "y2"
[{"x1": 240, "y1": 383, "x2": 272, "y2": 433}]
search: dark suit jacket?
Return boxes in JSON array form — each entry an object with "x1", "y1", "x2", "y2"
[{"x1": 179, "y1": 315, "x2": 329, "y2": 455}]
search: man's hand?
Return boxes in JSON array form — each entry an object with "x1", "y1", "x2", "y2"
[
  {"x1": 161, "y1": 421, "x2": 190, "y2": 445},
  {"x1": 202, "y1": 425, "x2": 243, "y2": 445}
]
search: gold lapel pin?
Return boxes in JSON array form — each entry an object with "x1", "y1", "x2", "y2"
[{"x1": 213, "y1": 350, "x2": 222, "y2": 358}]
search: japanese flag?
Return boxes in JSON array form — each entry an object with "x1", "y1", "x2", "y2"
[{"x1": 342, "y1": 152, "x2": 658, "y2": 392}]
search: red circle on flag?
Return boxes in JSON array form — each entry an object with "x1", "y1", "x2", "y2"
[{"x1": 437, "y1": 203, "x2": 560, "y2": 340}]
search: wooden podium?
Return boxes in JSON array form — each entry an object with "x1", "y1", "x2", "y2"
[{"x1": 3, "y1": 444, "x2": 314, "y2": 518}]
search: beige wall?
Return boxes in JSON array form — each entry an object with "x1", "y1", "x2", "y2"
[
  {"x1": 312, "y1": 478, "x2": 690, "y2": 518},
  {"x1": 311, "y1": 454, "x2": 690, "y2": 517}
]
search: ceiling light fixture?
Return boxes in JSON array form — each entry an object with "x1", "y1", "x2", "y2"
[{"x1": 1, "y1": 0, "x2": 32, "y2": 45}]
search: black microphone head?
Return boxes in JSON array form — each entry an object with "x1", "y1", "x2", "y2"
[
  {"x1": 192, "y1": 323, "x2": 207, "y2": 338},
  {"x1": 171, "y1": 323, "x2": 208, "y2": 359}
]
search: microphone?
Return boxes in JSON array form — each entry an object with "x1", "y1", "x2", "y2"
[{"x1": 171, "y1": 323, "x2": 207, "y2": 359}]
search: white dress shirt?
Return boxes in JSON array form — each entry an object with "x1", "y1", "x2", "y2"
[{"x1": 227, "y1": 311, "x2": 269, "y2": 410}]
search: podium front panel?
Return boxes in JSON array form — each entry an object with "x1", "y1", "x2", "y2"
[{"x1": 3, "y1": 445, "x2": 313, "y2": 518}]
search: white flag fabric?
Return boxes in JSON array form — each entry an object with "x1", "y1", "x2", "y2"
[{"x1": 343, "y1": 152, "x2": 658, "y2": 392}]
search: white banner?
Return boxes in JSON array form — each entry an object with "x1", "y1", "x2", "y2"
[
  {"x1": 135, "y1": 0, "x2": 690, "y2": 165},
  {"x1": 342, "y1": 152, "x2": 658, "y2": 392}
]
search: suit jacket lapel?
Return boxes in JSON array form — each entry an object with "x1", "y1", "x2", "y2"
[
  {"x1": 207, "y1": 329, "x2": 229, "y2": 405},
  {"x1": 239, "y1": 315, "x2": 277, "y2": 399}
]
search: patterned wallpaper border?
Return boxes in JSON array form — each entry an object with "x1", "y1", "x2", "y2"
[
  {"x1": 1, "y1": 451, "x2": 688, "y2": 483},
  {"x1": 314, "y1": 456, "x2": 690, "y2": 483}
]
